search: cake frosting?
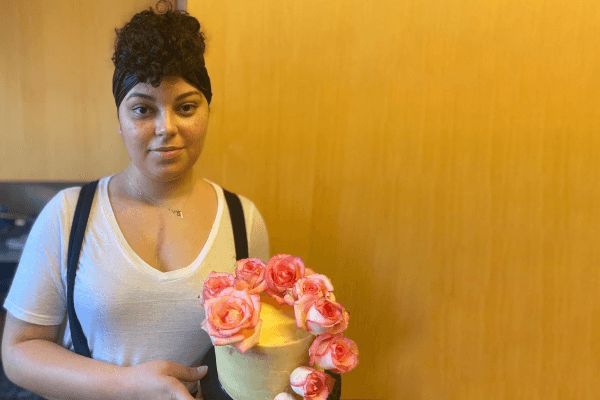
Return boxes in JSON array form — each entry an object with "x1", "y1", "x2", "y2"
[{"x1": 214, "y1": 295, "x2": 314, "y2": 400}]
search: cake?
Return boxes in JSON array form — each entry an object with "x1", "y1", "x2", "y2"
[
  {"x1": 200, "y1": 255, "x2": 359, "y2": 400},
  {"x1": 214, "y1": 295, "x2": 314, "y2": 400}
]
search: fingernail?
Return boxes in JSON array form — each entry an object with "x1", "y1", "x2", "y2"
[{"x1": 197, "y1": 365, "x2": 208, "y2": 373}]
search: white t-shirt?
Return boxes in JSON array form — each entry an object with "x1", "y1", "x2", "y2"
[{"x1": 3, "y1": 174, "x2": 270, "y2": 368}]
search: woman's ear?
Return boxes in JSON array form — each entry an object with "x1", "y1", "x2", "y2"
[{"x1": 117, "y1": 108, "x2": 123, "y2": 136}]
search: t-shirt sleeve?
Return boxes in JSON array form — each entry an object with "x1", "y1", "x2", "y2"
[
  {"x1": 3, "y1": 189, "x2": 74, "y2": 326},
  {"x1": 240, "y1": 197, "x2": 270, "y2": 262}
]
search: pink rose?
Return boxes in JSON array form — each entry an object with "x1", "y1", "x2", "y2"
[
  {"x1": 235, "y1": 258, "x2": 267, "y2": 294},
  {"x1": 309, "y1": 334, "x2": 359, "y2": 374},
  {"x1": 201, "y1": 287, "x2": 262, "y2": 353},
  {"x1": 285, "y1": 274, "x2": 335, "y2": 305},
  {"x1": 273, "y1": 393, "x2": 295, "y2": 400},
  {"x1": 290, "y1": 366, "x2": 335, "y2": 400},
  {"x1": 199, "y1": 272, "x2": 235, "y2": 305},
  {"x1": 294, "y1": 295, "x2": 349, "y2": 336},
  {"x1": 265, "y1": 254, "x2": 306, "y2": 305}
]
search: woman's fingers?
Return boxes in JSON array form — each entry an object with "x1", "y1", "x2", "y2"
[
  {"x1": 168, "y1": 364, "x2": 208, "y2": 382},
  {"x1": 166, "y1": 363, "x2": 206, "y2": 399},
  {"x1": 121, "y1": 360, "x2": 207, "y2": 400}
]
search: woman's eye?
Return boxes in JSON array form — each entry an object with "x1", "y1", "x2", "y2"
[
  {"x1": 180, "y1": 104, "x2": 197, "y2": 113},
  {"x1": 131, "y1": 104, "x2": 196, "y2": 117},
  {"x1": 133, "y1": 106, "x2": 151, "y2": 116}
]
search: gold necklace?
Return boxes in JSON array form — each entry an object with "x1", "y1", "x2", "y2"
[{"x1": 124, "y1": 173, "x2": 193, "y2": 219}]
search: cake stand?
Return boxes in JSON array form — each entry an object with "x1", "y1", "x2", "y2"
[{"x1": 200, "y1": 346, "x2": 342, "y2": 400}]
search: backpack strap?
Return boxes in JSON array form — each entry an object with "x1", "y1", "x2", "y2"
[
  {"x1": 67, "y1": 180, "x2": 99, "y2": 358},
  {"x1": 223, "y1": 189, "x2": 249, "y2": 261}
]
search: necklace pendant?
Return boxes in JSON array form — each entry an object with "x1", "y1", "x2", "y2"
[{"x1": 170, "y1": 208, "x2": 184, "y2": 218}]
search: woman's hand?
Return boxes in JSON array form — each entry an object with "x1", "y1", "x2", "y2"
[{"x1": 120, "y1": 360, "x2": 208, "y2": 400}]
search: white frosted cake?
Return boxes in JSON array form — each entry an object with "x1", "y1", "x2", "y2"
[
  {"x1": 214, "y1": 295, "x2": 314, "y2": 400},
  {"x1": 201, "y1": 255, "x2": 358, "y2": 400}
]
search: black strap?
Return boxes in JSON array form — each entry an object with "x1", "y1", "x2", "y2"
[
  {"x1": 67, "y1": 180, "x2": 98, "y2": 358},
  {"x1": 223, "y1": 189, "x2": 248, "y2": 261}
]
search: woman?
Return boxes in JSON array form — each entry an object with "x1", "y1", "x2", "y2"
[{"x1": 1, "y1": 3, "x2": 270, "y2": 400}]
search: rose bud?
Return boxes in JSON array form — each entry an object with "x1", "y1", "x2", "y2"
[
  {"x1": 235, "y1": 258, "x2": 268, "y2": 294},
  {"x1": 273, "y1": 392, "x2": 296, "y2": 400},
  {"x1": 290, "y1": 366, "x2": 335, "y2": 400},
  {"x1": 265, "y1": 254, "x2": 306, "y2": 305},
  {"x1": 201, "y1": 287, "x2": 262, "y2": 353},
  {"x1": 309, "y1": 333, "x2": 359, "y2": 374},
  {"x1": 294, "y1": 294, "x2": 349, "y2": 336},
  {"x1": 200, "y1": 272, "x2": 235, "y2": 305}
]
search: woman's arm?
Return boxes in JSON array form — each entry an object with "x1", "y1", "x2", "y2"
[{"x1": 2, "y1": 312, "x2": 207, "y2": 400}]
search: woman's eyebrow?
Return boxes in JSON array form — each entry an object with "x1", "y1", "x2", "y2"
[{"x1": 125, "y1": 91, "x2": 202, "y2": 102}]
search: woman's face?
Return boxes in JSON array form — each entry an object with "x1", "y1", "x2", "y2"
[{"x1": 118, "y1": 76, "x2": 210, "y2": 182}]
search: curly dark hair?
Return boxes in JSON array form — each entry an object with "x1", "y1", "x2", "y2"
[{"x1": 112, "y1": 1, "x2": 208, "y2": 90}]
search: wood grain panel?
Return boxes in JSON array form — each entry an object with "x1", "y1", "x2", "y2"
[
  {"x1": 190, "y1": 0, "x2": 600, "y2": 399},
  {"x1": 0, "y1": 0, "x2": 160, "y2": 180}
]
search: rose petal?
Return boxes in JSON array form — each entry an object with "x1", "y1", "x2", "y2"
[
  {"x1": 328, "y1": 309, "x2": 349, "y2": 335},
  {"x1": 291, "y1": 368, "x2": 334, "y2": 400},
  {"x1": 211, "y1": 333, "x2": 247, "y2": 346},
  {"x1": 283, "y1": 293, "x2": 296, "y2": 306},
  {"x1": 309, "y1": 334, "x2": 334, "y2": 366},
  {"x1": 310, "y1": 334, "x2": 359, "y2": 373},
  {"x1": 273, "y1": 393, "x2": 295, "y2": 400},
  {"x1": 315, "y1": 350, "x2": 336, "y2": 370},
  {"x1": 294, "y1": 294, "x2": 319, "y2": 330},
  {"x1": 290, "y1": 366, "x2": 312, "y2": 396},
  {"x1": 234, "y1": 319, "x2": 262, "y2": 353},
  {"x1": 248, "y1": 280, "x2": 268, "y2": 295},
  {"x1": 306, "y1": 306, "x2": 336, "y2": 327},
  {"x1": 306, "y1": 320, "x2": 333, "y2": 336}
]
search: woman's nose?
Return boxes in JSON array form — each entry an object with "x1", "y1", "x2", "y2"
[{"x1": 155, "y1": 109, "x2": 177, "y2": 136}]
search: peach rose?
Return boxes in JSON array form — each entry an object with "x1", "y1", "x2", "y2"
[
  {"x1": 273, "y1": 393, "x2": 295, "y2": 400},
  {"x1": 290, "y1": 366, "x2": 335, "y2": 400},
  {"x1": 309, "y1": 333, "x2": 359, "y2": 374},
  {"x1": 284, "y1": 274, "x2": 335, "y2": 305},
  {"x1": 201, "y1": 287, "x2": 262, "y2": 353},
  {"x1": 265, "y1": 254, "x2": 306, "y2": 305},
  {"x1": 294, "y1": 294, "x2": 349, "y2": 336},
  {"x1": 199, "y1": 272, "x2": 235, "y2": 305},
  {"x1": 235, "y1": 258, "x2": 267, "y2": 294}
]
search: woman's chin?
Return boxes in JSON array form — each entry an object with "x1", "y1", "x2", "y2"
[{"x1": 146, "y1": 163, "x2": 195, "y2": 182}]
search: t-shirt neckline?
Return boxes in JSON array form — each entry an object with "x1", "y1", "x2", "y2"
[{"x1": 99, "y1": 174, "x2": 224, "y2": 282}]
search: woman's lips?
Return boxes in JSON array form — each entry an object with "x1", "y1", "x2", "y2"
[{"x1": 152, "y1": 148, "x2": 183, "y2": 159}]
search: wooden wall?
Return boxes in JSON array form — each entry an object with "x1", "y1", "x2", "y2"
[
  {"x1": 189, "y1": 0, "x2": 600, "y2": 399},
  {"x1": 0, "y1": 0, "x2": 160, "y2": 181},
  {"x1": 2, "y1": 0, "x2": 600, "y2": 399}
]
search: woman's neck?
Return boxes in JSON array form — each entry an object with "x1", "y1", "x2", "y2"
[{"x1": 121, "y1": 165, "x2": 198, "y2": 204}]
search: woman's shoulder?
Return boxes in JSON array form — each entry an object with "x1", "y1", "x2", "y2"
[
  {"x1": 39, "y1": 176, "x2": 112, "y2": 224},
  {"x1": 206, "y1": 180, "x2": 262, "y2": 216}
]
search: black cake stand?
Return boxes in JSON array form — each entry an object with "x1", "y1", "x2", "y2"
[{"x1": 200, "y1": 346, "x2": 341, "y2": 400}]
